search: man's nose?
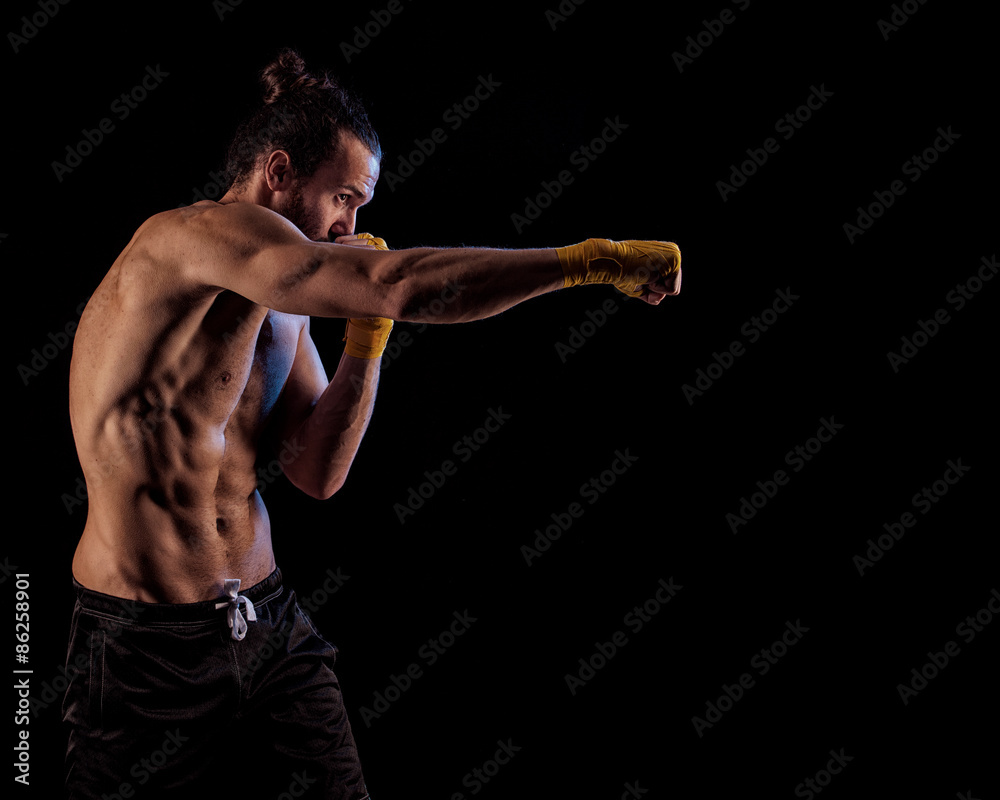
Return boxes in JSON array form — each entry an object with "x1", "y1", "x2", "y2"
[{"x1": 329, "y1": 209, "x2": 357, "y2": 239}]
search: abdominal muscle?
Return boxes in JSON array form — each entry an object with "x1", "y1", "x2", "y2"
[
  {"x1": 70, "y1": 386, "x2": 282, "y2": 603},
  {"x1": 71, "y1": 482, "x2": 277, "y2": 605}
]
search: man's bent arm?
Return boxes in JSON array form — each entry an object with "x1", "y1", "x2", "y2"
[
  {"x1": 282, "y1": 351, "x2": 379, "y2": 500},
  {"x1": 270, "y1": 315, "x2": 381, "y2": 500}
]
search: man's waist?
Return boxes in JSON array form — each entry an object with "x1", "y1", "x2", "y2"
[{"x1": 72, "y1": 567, "x2": 283, "y2": 623}]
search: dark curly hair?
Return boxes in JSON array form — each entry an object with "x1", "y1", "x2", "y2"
[{"x1": 223, "y1": 48, "x2": 382, "y2": 190}]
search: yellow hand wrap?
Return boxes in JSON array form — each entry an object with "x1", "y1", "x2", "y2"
[
  {"x1": 555, "y1": 238, "x2": 681, "y2": 298},
  {"x1": 343, "y1": 233, "x2": 394, "y2": 359},
  {"x1": 354, "y1": 232, "x2": 388, "y2": 251}
]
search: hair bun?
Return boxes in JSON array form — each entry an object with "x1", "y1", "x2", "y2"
[{"x1": 260, "y1": 48, "x2": 324, "y2": 104}]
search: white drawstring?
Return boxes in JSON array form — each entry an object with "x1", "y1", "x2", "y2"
[{"x1": 214, "y1": 579, "x2": 257, "y2": 641}]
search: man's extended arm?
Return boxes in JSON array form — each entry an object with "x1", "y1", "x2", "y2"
[{"x1": 177, "y1": 203, "x2": 679, "y2": 323}]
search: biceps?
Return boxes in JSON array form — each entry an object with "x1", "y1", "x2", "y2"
[{"x1": 241, "y1": 241, "x2": 404, "y2": 319}]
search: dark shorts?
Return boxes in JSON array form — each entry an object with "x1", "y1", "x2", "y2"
[{"x1": 61, "y1": 568, "x2": 369, "y2": 799}]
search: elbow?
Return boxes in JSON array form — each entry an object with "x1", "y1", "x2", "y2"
[
  {"x1": 315, "y1": 475, "x2": 347, "y2": 500},
  {"x1": 392, "y1": 277, "x2": 470, "y2": 324},
  {"x1": 371, "y1": 254, "x2": 417, "y2": 321},
  {"x1": 285, "y1": 467, "x2": 346, "y2": 501},
  {"x1": 301, "y1": 476, "x2": 346, "y2": 501},
  {"x1": 370, "y1": 248, "x2": 463, "y2": 322}
]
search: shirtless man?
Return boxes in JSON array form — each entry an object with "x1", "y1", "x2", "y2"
[{"x1": 63, "y1": 50, "x2": 680, "y2": 798}]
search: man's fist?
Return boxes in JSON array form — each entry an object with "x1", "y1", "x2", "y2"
[
  {"x1": 556, "y1": 238, "x2": 682, "y2": 305},
  {"x1": 335, "y1": 232, "x2": 389, "y2": 250}
]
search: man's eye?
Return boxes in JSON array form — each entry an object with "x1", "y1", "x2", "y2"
[{"x1": 337, "y1": 194, "x2": 350, "y2": 203}]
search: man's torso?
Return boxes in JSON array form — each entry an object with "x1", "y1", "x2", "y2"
[{"x1": 69, "y1": 202, "x2": 306, "y2": 602}]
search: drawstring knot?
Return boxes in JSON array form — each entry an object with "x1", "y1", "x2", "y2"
[{"x1": 214, "y1": 579, "x2": 257, "y2": 641}]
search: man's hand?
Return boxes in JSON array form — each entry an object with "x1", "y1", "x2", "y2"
[
  {"x1": 640, "y1": 268, "x2": 683, "y2": 305},
  {"x1": 555, "y1": 238, "x2": 682, "y2": 305},
  {"x1": 334, "y1": 233, "x2": 389, "y2": 251}
]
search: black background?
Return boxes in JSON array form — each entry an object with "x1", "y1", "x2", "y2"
[{"x1": 7, "y1": 0, "x2": 997, "y2": 797}]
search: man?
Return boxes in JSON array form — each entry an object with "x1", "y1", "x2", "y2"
[{"x1": 62, "y1": 49, "x2": 680, "y2": 798}]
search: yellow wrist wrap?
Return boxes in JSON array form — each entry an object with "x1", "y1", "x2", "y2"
[
  {"x1": 343, "y1": 233, "x2": 393, "y2": 358},
  {"x1": 555, "y1": 238, "x2": 681, "y2": 298},
  {"x1": 344, "y1": 317, "x2": 394, "y2": 359}
]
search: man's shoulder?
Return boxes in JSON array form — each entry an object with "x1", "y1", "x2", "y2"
[
  {"x1": 139, "y1": 200, "x2": 229, "y2": 236},
  {"x1": 140, "y1": 200, "x2": 298, "y2": 254},
  {"x1": 124, "y1": 202, "x2": 209, "y2": 253},
  {"x1": 115, "y1": 203, "x2": 243, "y2": 295}
]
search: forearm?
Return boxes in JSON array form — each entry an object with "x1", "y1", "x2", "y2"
[
  {"x1": 393, "y1": 247, "x2": 564, "y2": 323},
  {"x1": 284, "y1": 353, "x2": 379, "y2": 499},
  {"x1": 327, "y1": 245, "x2": 565, "y2": 323}
]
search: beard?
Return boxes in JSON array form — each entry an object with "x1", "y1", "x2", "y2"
[{"x1": 280, "y1": 182, "x2": 326, "y2": 242}]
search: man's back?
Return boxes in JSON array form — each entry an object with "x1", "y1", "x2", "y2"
[{"x1": 69, "y1": 202, "x2": 303, "y2": 603}]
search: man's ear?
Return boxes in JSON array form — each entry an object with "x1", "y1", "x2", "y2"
[{"x1": 263, "y1": 150, "x2": 294, "y2": 192}]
